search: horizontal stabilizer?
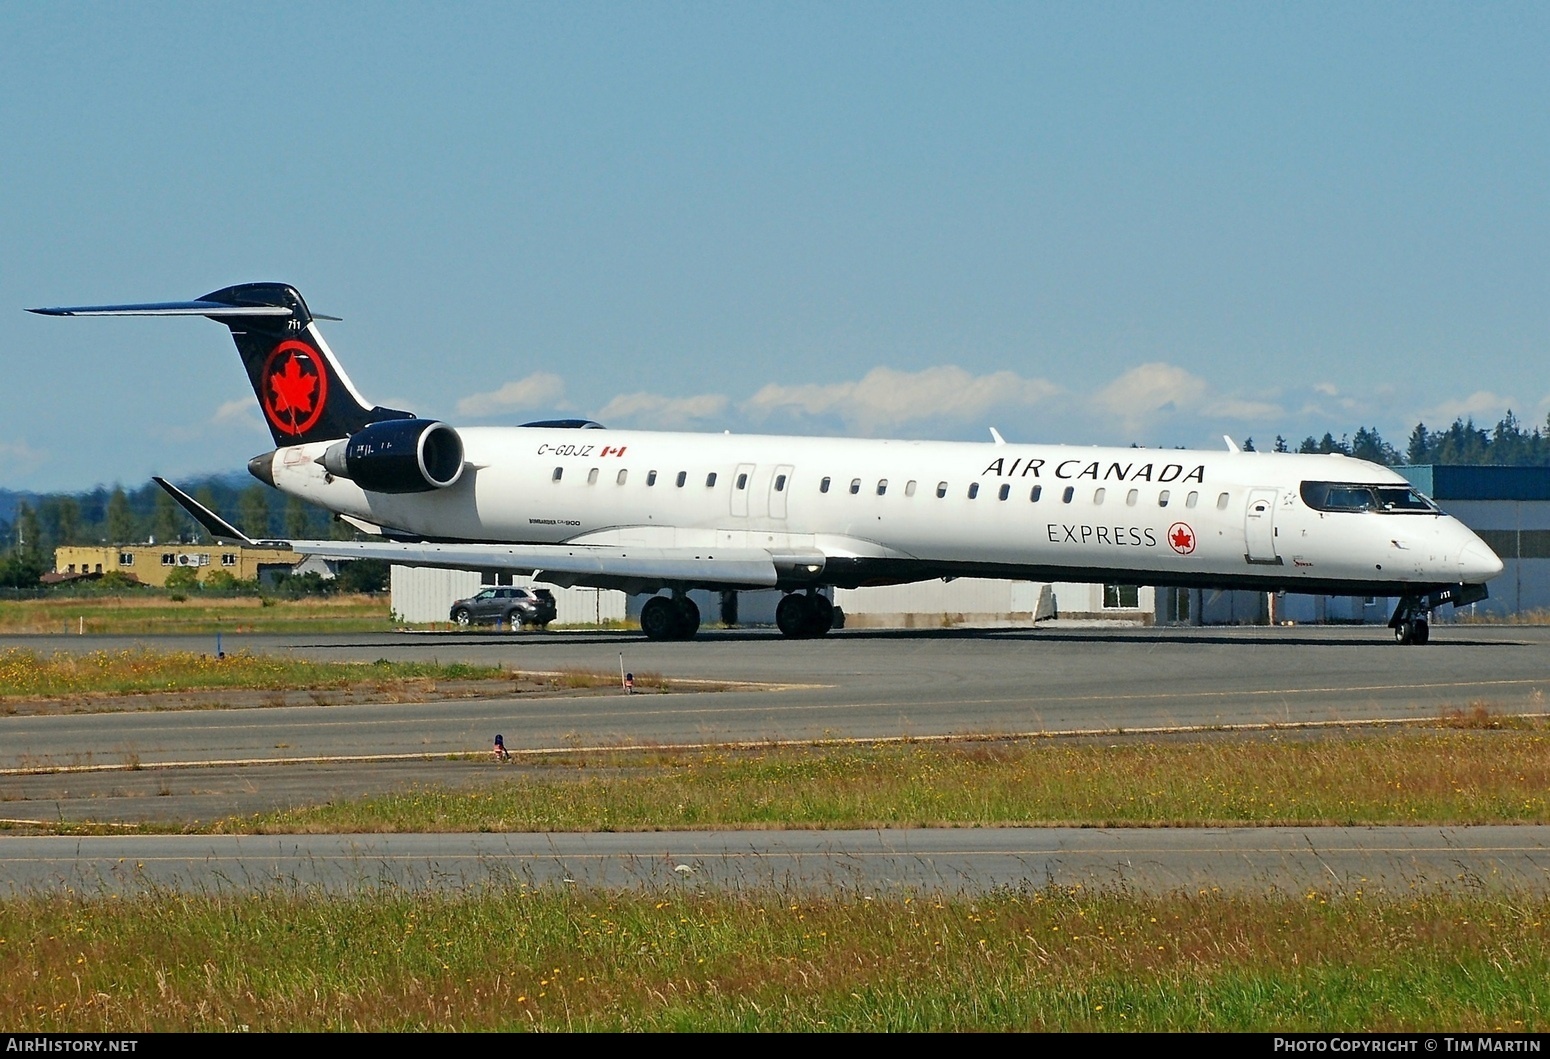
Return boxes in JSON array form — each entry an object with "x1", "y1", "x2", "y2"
[
  {"x1": 29, "y1": 301, "x2": 294, "y2": 318},
  {"x1": 151, "y1": 477, "x2": 287, "y2": 548}
]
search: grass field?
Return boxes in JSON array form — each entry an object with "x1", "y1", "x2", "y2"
[
  {"x1": 7, "y1": 645, "x2": 1549, "y2": 1031},
  {"x1": 4, "y1": 887, "x2": 1546, "y2": 1031},
  {"x1": 0, "y1": 594, "x2": 395, "y2": 635},
  {"x1": 218, "y1": 725, "x2": 1550, "y2": 833},
  {"x1": 0, "y1": 648, "x2": 670, "y2": 719},
  {"x1": 0, "y1": 647, "x2": 505, "y2": 700}
]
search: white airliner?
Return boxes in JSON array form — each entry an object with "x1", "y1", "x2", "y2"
[{"x1": 31, "y1": 283, "x2": 1502, "y2": 644}]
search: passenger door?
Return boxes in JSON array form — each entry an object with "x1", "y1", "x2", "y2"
[
  {"x1": 730, "y1": 463, "x2": 756, "y2": 518},
  {"x1": 1244, "y1": 488, "x2": 1281, "y2": 564},
  {"x1": 769, "y1": 464, "x2": 794, "y2": 520}
]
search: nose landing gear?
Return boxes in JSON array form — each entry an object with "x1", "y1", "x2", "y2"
[
  {"x1": 1388, "y1": 583, "x2": 1491, "y2": 645},
  {"x1": 1390, "y1": 596, "x2": 1434, "y2": 646},
  {"x1": 1393, "y1": 616, "x2": 1430, "y2": 645}
]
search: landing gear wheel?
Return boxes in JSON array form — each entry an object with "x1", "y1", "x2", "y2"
[
  {"x1": 804, "y1": 594, "x2": 834, "y2": 637},
  {"x1": 776, "y1": 593, "x2": 810, "y2": 638},
  {"x1": 640, "y1": 595, "x2": 702, "y2": 640},
  {"x1": 672, "y1": 596, "x2": 701, "y2": 639},
  {"x1": 640, "y1": 596, "x2": 678, "y2": 641},
  {"x1": 776, "y1": 593, "x2": 833, "y2": 638},
  {"x1": 1391, "y1": 594, "x2": 1436, "y2": 646}
]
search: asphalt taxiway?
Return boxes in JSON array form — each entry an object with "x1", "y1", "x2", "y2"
[
  {"x1": 5, "y1": 827, "x2": 1549, "y2": 896},
  {"x1": 3, "y1": 623, "x2": 1548, "y2": 894}
]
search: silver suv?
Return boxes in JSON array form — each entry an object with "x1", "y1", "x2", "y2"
[{"x1": 449, "y1": 587, "x2": 557, "y2": 629}]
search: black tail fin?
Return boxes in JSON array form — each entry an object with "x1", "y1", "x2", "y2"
[
  {"x1": 30, "y1": 282, "x2": 413, "y2": 447},
  {"x1": 197, "y1": 283, "x2": 412, "y2": 446}
]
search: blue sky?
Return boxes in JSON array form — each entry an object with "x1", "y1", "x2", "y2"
[{"x1": 3, "y1": 2, "x2": 1546, "y2": 490}]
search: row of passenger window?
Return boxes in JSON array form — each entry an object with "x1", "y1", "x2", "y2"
[
  {"x1": 551, "y1": 465, "x2": 1230, "y2": 510},
  {"x1": 818, "y1": 476, "x2": 1231, "y2": 510},
  {"x1": 552, "y1": 466, "x2": 789, "y2": 491}
]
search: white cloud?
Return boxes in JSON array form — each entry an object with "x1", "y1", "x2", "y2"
[
  {"x1": 210, "y1": 398, "x2": 260, "y2": 426},
  {"x1": 456, "y1": 373, "x2": 566, "y2": 418},
  {"x1": 155, "y1": 397, "x2": 269, "y2": 444},
  {"x1": 1416, "y1": 390, "x2": 1518, "y2": 427},
  {"x1": 0, "y1": 440, "x2": 49, "y2": 476},
  {"x1": 1093, "y1": 362, "x2": 1279, "y2": 434},
  {"x1": 596, "y1": 391, "x2": 730, "y2": 428},
  {"x1": 742, "y1": 365, "x2": 1060, "y2": 434}
]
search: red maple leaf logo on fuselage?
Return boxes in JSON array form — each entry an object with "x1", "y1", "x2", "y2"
[
  {"x1": 1167, "y1": 522, "x2": 1196, "y2": 555},
  {"x1": 260, "y1": 340, "x2": 328, "y2": 436}
]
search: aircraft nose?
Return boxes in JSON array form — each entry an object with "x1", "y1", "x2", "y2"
[{"x1": 1459, "y1": 538, "x2": 1504, "y2": 583}]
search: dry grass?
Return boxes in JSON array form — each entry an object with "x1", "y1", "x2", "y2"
[
  {"x1": 218, "y1": 725, "x2": 1550, "y2": 834},
  {"x1": 0, "y1": 648, "x2": 505, "y2": 701},
  {"x1": 0, "y1": 594, "x2": 394, "y2": 635},
  {"x1": 3, "y1": 886, "x2": 1546, "y2": 1031}
]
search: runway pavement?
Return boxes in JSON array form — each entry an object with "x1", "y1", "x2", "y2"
[
  {"x1": 3, "y1": 623, "x2": 1548, "y2": 894},
  {"x1": 4, "y1": 827, "x2": 1548, "y2": 896},
  {"x1": 6, "y1": 624, "x2": 1550, "y2": 773}
]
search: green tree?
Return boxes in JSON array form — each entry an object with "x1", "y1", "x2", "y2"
[
  {"x1": 163, "y1": 566, "x2": 200, "y2": 593},
  {"x1": 192, "y1": 485, "x2": 220, "y2": 544},
  {"x1": 105, "y1": 487, "x2": 137, "y2": 543},
  {"x1": 152, "y1": 489, "x2": 183, "y2": 544},
  {"x1": 53, "y1": 496, "x2": 80, "y2": 547},
  {"x1": 14, "y1": 502, "x2": 40, "y2": 560},
  {"x1": 0, "y1": 549, "x2": 46, "y2": 587},
  {"x1": 1350, "y1": 426, "x2": 1398, "y2": 466},
  {"x1": 284, "y1": 495, "x2": 313, "y2": 538},
  {"x1": 334, "y1": 559, "x2": 389, "y2": 594},
  {"x1": 1433, "y1": 418, "x2": 1489, "y2": 464},
  {"x1": 238, "y1": 486, "x2": 272, "y2": 538}
]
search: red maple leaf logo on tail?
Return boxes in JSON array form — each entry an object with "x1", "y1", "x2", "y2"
[
  {"x1": 270, "y1": 355, "x2": 317, "y2": 417},
  {"x1": 260, "y1": 341, "x2": 329, "y2": 436}
]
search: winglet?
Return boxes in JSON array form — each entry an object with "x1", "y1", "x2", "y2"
[
  {"x1": 1223, "y1": 435, "x2": 1241, "y2": 453},
  {"x1": 151, "y1": 477, "x2": 285, "y2": 548},
  {"x1": 989, "y1": 427, "x2": 1007, "y2": 446}
]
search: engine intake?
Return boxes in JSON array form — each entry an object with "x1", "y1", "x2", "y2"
[{"x1": 320, "y1": 419, "x2": 464, "y2": 493}]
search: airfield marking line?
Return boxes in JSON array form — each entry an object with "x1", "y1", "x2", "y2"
[
  {"x1": 7, "y1": 844, "x2": 1547, "y2": 863},
  {"x1": 6, "y1": 712, "x2": 1548, "y2": 777},
  {"x1": 4, "y1": 675, "x2": 1535, "y2": 728},
  {"x1": 98, "y1": 671, "x2": 1548, "y2": 728}
]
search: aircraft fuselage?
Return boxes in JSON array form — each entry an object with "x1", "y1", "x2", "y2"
[{"x1": 255, "y1": 428, "x2": 1502, "y2": 598}]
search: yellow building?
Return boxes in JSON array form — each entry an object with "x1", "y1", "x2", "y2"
[{"x1": 54, "y1": 544, "x2": 298, "y2": 587}]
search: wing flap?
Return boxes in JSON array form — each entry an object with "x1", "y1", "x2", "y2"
[
  {"x1": 291, "y1": 540, "x2": 780, "y2": 591},
  {"x1": 153, "y1": 477, "x2": 793, "y2": 591}
]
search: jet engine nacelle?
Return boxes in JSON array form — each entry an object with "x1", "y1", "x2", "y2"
[{"x1": 320, "y1": 419, "x2": 465, "y2": 494}]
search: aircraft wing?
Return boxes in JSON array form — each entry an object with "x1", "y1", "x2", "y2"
[
  {"x1": 289, "y1": 539, "x2": 788, "y2": 592},
  {"x1": 152, "y1": 477, "x2": 814, "y2": 593}
]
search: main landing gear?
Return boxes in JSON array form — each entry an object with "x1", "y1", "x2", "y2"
[
  {"x1": 640, "y1": 593, "x2": 701, "y2": 642},
  {"x1": 776, "y1": 590, "x2": 834, "y2": 639}
]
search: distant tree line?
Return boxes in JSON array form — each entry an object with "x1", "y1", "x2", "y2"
[
  {"x1": 0, "y1": 476, "x2": 356, "y2": 585},
  {"x1": 1242, "y1": 413, "x2": 1550, "y2": 469}
]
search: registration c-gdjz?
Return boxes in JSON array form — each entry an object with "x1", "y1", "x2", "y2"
[{"x1": 30, "y1": 283, "x2": 1503, "y2": 644}]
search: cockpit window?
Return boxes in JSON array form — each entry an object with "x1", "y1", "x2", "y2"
[{"x1": 1300, "y1": 481, "x2": 1439, "y2": 513}]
